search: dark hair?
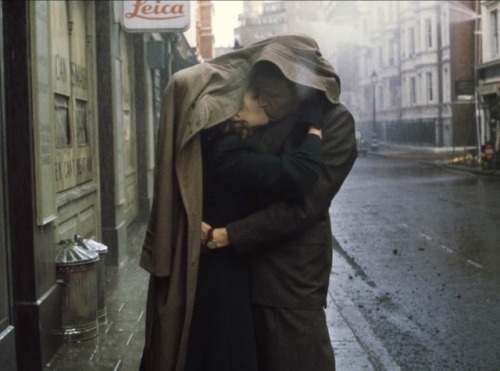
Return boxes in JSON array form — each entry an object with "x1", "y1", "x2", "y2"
[
  {"x1": 251, "y1": 61, "x2": 288, "y2": 81},
  {"x1": 250, "y1": 61, "x2": 315, "y2": 101},
  {"x1": 202, "y1": 119, "x2": 253, "y2": 148}
]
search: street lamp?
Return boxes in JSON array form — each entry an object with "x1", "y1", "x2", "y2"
[{"x1": 371, "y1": 70, "x2": 378, "y2": 151}]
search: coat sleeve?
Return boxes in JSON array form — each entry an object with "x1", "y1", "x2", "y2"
[
  {"x1": 226, "y1": 104, "x2": 357, "y2": 256},
  {"x1": 210, "y1": 133, "x2": 322, "y2": 199}
]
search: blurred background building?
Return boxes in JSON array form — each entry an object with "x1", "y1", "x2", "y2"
[
  {"x1": 196, "y1": 0, "x2": 214, "y2": 60},
  {"x1": 234, "y1": 1, "x2": 481, "y2": 151},
  {"x1": 477, "y1": 0, "x2": 500, "y2": 167}
]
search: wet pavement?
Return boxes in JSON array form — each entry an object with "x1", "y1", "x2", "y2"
[
  {"x1": 44, "y1": 145, "x2": 498, "y2": 371},
  {"x1": 331, "y1": 147, "x2": 500, "y2": 369},
  {"x1": 44, "y1": 225, "x2": 390, "y2": 371},
  {"x1": 371, "y1": 144, "x2": 500, "y2": 178}
]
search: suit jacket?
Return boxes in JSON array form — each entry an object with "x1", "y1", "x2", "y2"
[
  {"x1": 228, "y1": 99, "x2": 357, "y2": 310},
  {"x1": 203, "y1": 131, "x2": 323, "y2": 228}
]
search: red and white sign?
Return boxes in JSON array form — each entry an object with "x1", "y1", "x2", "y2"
[
  {"x1": 122, "y1": 1, "x2": 190, "y2": 32},
  {"x1": 485, "y1": 143, "x2": 494, "y2": 161}
]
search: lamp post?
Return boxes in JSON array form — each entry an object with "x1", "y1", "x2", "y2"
[{"x1": 371, "y1": 70, "x2": 378, "y2": 151}]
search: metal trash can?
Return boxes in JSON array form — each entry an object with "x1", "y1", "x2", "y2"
[
  {"x1": 75, "y1": 236, "x2": 109, "y2": 323},
  {"x1": 55, "y1": 239, "x2": 99, "y2": 342}
]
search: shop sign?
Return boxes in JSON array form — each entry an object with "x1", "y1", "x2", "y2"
[
  {"x1": 485, "y1": 142, "x2": 494, "y2": 161},
  {"x1": 455, "y1": 80, "x2": 474, "y2": 100},
  {"x1": 122, "y1": 0, "x2": 190, "y2": 32}
]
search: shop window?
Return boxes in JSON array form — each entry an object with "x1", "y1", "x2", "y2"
[
  {"x1": 76, "y1": 99, "x2": 88, "y2": 145},
  {"x1": 51, "y1": 1, "x2": 93, "y2": 192},
  {"x1": 55, "y1": 94, "x2": 71, "y2": 148}
]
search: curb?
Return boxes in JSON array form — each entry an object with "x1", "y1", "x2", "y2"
[
  {"x1": 369, "y1": 150, "x2": 500, "y2": 178},
  {"x1": 330, "y1": 283, "x2": 402, "y2": 371}
]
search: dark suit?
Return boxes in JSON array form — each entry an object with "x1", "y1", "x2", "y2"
[{"x1": 228, "y1": 99, "x2": 358, "y2": 371}]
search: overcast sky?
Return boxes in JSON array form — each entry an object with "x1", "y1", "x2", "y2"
[
  {"x1": 212, "y1": 1, "x2": 243, "y2": 47},
  {"x1": 184, "y1": 1, "x2": 242, "y2": 48}
]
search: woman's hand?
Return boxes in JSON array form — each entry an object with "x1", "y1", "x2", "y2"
[{"x1": 308, "y1": 126, "x2": 322, "y2": 139}]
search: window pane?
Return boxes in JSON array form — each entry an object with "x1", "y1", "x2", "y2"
[
  {"x1": 54, "y1": 94, "x2": 70, "y2": 147},
  {"x1": 76, "y1": 99, "x2": 88, "y2": 145}
]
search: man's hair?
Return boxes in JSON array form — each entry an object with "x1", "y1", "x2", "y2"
[
  {"x1": 251, "y1": 61, "x2": 288, "y2": 82},
  {"x1": 251, "y1": 61, "x2": 315, "y2": 101}
]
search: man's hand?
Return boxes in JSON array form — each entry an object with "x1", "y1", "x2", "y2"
[
  {"x1": 200, "y1": 224, "x2": 231, "y2": 254},
  {"x1": 211, "y1": 228, "x2": 230, "y2": 248}
]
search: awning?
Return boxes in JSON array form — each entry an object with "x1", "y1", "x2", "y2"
[{"x1": 477, "y1": 82, "x2": 500, "y2": 95}]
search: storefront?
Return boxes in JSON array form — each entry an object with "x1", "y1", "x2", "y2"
[
  {"x1": 1, "y1": 1, "x2": 140, "y2": 368},
  {"x1": 0, "y1": 1, "x2": 197, "y2": 368},
  {"x1": 477, "y1": 62, "x2": 500, "y2": 168},
  {"x1": 2, "y1": 2, "x2": 103, "y2": 368}
]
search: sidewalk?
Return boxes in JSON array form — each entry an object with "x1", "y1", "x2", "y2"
[
  {"x1": 45, "y1": 222, "x2": 389, "y2": 371},
  {"x1": 327, "y1": 250, "x2": 400, "y2": 371},
  {"x1": 370, "y1": 144, "x2": 500, "y2": 178},
  {"x1": 44, "y1": 223, "x2": 149, "y2": 371},
  {"x1": 42, "y1": 145, "x2": 499, "y2": 371}
]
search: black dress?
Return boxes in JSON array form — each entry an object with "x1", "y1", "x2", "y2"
[{"x1": 185, "y1": 130, "x2": 321, "y2": 371}]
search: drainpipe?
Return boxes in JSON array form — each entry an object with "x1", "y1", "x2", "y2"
[
  {"x1": 397, "y1": 2, "x2": 403, "y2": 140},
  {"x1": 436, "y1": 3, "x2": 444, "y2": 147},
  {"x1": 473, "y1": 1, "x2": 482, "y2": 167}
]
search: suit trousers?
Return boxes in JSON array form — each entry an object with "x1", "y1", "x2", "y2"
[{"x1": 252, "y1": 304, "x2": 335, "y2": 371}]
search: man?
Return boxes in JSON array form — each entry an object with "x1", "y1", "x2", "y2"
[
  {"x1": 207, "y1": 46, "x2": 357, "y2": 370},
  {"x1": 140, "y1": 35, "x2": 356, "y2": 371}
]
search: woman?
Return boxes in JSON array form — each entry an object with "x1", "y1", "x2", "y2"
[{"x1": 185, "y1": 89, "x2": 322, "y2": 371}]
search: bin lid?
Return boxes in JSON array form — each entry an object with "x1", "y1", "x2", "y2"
[
  {"x1": 75, "y1": 236, "x2": 108, "y2": 254},
  {"x1": 55, "y1": 239, "x2": 99, "y2": 265}
]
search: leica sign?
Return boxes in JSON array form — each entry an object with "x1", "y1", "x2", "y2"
[{"x1": 122, "y1": 0, "x2": 190, "y2": 32}]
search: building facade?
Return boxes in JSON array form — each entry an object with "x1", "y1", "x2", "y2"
[
  {"x1": 234, "y1": 1, "x2": 478, "y2": 150},
  {"x1": 0, "y1": 1, "x2": 197, "y2": 369},
  {"x1": 196, "y1": 0, "x2": 214, "y2": 60},
  {"x1": 235, "y1": 1, "x2": 286, "y2": 47},
  {"x1": 235, "y1": 1, "x2": 329, "y2": 49},
  {"x1": 336, "y1": 1, "x2": 477, "y2": 149}
]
